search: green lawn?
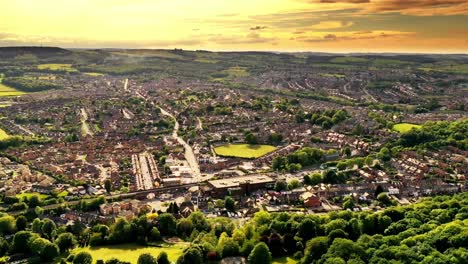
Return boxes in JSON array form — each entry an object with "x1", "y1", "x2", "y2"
[
  {"x1": 273, "y1": 257, "x2": 298, "y2": 264},
  {"x1": 72, "y1": 243, "x2": 185, "y2": 263},
  {"x1": 16, "y1": 192, "x2": 50, "y2": 200},
  {"x1": 214, "y1": 144, "x2": 277, "y2": 159},
  {"x1": 83, "y1": 72, "x2": 104, "y2": 76},
  {"x1": 0, "y1": 128, "x2": 9, "y2": 140},
  {"x1": 0, "y1": 74, "x2": 25, "y2": 97},
  {"x1": 393, "y1": 123, "x2": 422, "y2": 133},
  {"x1": 37, "y1": 63, "x2": 77, "y2": 72}
]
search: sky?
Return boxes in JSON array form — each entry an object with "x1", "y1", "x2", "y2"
[{"x1": 1, "y1": 0, "x2": 467, "y2": 53}]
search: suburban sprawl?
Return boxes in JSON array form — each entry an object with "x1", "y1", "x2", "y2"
[{"x1": 0, "y1": 47, "x2": 466, "y2": 264}]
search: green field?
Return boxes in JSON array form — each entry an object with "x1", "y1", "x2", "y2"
[
  {"x1": 0, "y1": 74, "x2": 25, "y2": 97},
  {"x1": 72, "y1": 243, "x2": 185, "y2": 263},
  {"x1": 84, "y1": 72, "x2": 104, "y2": 76},
  {"x1": 0, "y1": 128, "x2": 9, "y2": 140},
  {"x1": 37, "y1": 63, "x2": 77, "y2": 72},
  {"x1": 214, "y1": 144, "x2": 277, "y2": 158},
  {"x1": 330, "y1": 56, "x2": 369, "y2": 63},
  {"x1": 319, "y1": 73, "x2": 345, "y2": 78},
  {"x1": 393, "y1": 123, "x2": 422, "y2": 133},
  {"x1": 15, "y1": 192, "x2": 50, "y2": 200},
  {"x1": 273, "y1": 257, "x2": 298, "y2": 264}
]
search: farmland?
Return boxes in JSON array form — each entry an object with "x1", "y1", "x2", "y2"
[
  {"x1": 37, "y1": 63, "x2": 77, "y2": 72},
  {"x1": 214, "y1": 144, "x2": 277, "y2": 158}
]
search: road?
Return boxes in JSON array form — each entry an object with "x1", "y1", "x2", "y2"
[
  {"x1": 158, "y1": 106, "x2": 202, "y2": 180},
  {"x1": 124, "y1": 78, "x2": 128, "y2": 91},
  {"x1": 80, "y1": 108, "x2": 93, "y2": 137},
  {"x1": 133, "y1": 88, "x2": 203, "y2": 182}
]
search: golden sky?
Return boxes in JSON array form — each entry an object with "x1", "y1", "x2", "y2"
[{"x1": 1, "y1": 0, "x2": 467, "y2": 53}]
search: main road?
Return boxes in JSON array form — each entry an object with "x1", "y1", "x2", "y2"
[
  {"x1": 158, "y1": 106, "x2": 202, "y2": 180},
  {"x1": 133, "y1": 87, "x2": 202, "y2": 181}
]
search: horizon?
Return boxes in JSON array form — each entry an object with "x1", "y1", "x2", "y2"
[
  {"x1": 2, "y1": 45, "x2": 468, "y2": 55},
  {"x1": 1, "y1": 0, "x2": 468, "y2": 53}
]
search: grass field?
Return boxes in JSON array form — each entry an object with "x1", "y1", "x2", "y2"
[
  {"x1": 84, "y1": 72, "x2": 104, "y2": 76},
  {"x1": 0, "y1": 74, "x2": 25, "y2": 97},
  {"x1": 319, "y1": 73, "x2": 345, "y2": 78},
  {"x1": 37, "y1": 63, "x2": 77, "y2": 72},
  {"x1": 393, "y1": 123, "x2": 422, "y2": 133},
  {"x1": 72, "y1": 243, "x2": 185, "y2": 263},
  {"x1": 214, "y1": 144, "x2": 277, "y2": 158},
  {"x1": 0, "y1": 128, "x2": 9, "y2": 140},
  {"x1": 273, "y1": 257, "x2": 298, "y2": 264},
  {"x1": 16, "y1": 192, "x2": 50, "y2": 200}
]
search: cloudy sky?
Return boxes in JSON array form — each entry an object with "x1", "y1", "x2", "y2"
[{"x1": 1, "y1": 0, "x2": 467, "y2": 53}]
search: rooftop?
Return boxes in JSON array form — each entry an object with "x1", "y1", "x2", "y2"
[{"x1": 208, "y1": 175, "x2": 274, "y2": 189}]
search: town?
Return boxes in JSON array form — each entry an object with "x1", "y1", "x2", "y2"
[{"x1": 0, "y1": 47, "x2": 466, "y2": 264}]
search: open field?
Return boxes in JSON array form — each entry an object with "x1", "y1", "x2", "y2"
[
  {"x1": 319, "y1": 73, "x2": 345, "y2": 78},
  {"x1": 0, "y1": 128, "x2": 9, "y2": 140},
  {"x1": 16, "y1": 192, "x2": 50, "y2": 200},
  {"x1": 84, "y1": 72, "x2": 104, "y2": 76},
  {"x1": 214, "y1": 144, "x2": 277, "y2": 158},
  {"x1": 273, "y1": 257, "x2": 298, "y2": 264},
  {"x1": 0, "y1": 75, "x2": 26, "y2": 97},
  {"x1": 72, "y1": 243, "x2": 185, "y2": 263},
  {"x1": 393, "y1": 123, "x2": 422, "y2": 133},
  {"x1": 37, "y1": 63, "x2": 77, "y2": 72}
]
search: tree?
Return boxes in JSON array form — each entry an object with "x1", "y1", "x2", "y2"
[
  {"x1": 30, "y1": 237, "x2": 50, "y2": 256},
  {"x1": 268, "y1": 133, "x2": 283, "y2": 145},
  {"x1": 248, "y1": 242, "x2": 272, "y2": 264},
  {"x1": 218, "y1": 237, "x2": 240, "y2": 258},
  {"x1": 148, "y1": 227, "x2": 162, "y2": 242},
  {"x1": 0, "y1": 215, "x2": 16, "y2": 235},
  {"x1": 302, "y1": 236, "x2": 329, "y2": 263},
  {"x1": 56, "y1": 232, "x2": 77, "y2": 252},
  {"x1": 377, "y1": 193, "x2": 394, "y2": 206},
  {"x1": 73, "y1": 252, "x2": 93, "y2": 264},
  {"x1": 104, "y1": 179, "x2": 112, "y2": 193},
  {"x1": 287, "y1": 179, "x2": 301, "y2": 190},
  {"x1": 41, "y1": 242, "x2": 59, "y2": 261},
  {"x1": 15, "y1": 215, "x2": 27, "y2": 231},
  {"x1": 177, "y1": 218, "x2": 194, "y2": 237},
  {"x1": 28, "y1": 195, "x2": 42, "y2": 207},
  {"x1": 245, "y1": 132, "x2": 258, "y2": 145},
  {"x1": 12, "y1": 230, "x2": 37, "y2": 253},
  {"x1": 158, "y1": 213, "x2": 177, "y2": 236},
  {"x1": 225, "y1": 196, "x2": 235, "y2": 211},
  {"x1": 343, "y1": 147, "x2": 352, "y2": 158},
  {"x1": 157, "y1": 251, "x2": 170, "y2": 264},
  {"x1": 137, "y1": 253, "x2": 157, "y2": 264},
  {"x1": 188, "y1": 211, "x2": 210, "y2": 232},
  {"x1": 274, "y1": 181, "x2": 288, "y2": 192},
  {"x1": 177, "y1": 246, "x2": 203, "y2": 264},
  {"x1": 41, "y1": 218, "x2": 57, "y2": 239},
  {"x1": 298, "y1": 218, "x2": 317, "y2": 240}
]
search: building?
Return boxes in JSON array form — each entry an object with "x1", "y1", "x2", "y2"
[{"x1": 207, "y1": 175, "x2": 275, "y2": 198}]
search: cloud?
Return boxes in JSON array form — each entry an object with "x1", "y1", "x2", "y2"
[
  {"x1": 250, "y1": 26, "x2": 268, "y2": 30},
  {"x1": 310, "y1": 21, "x2": 353, "y2": 29},
  {"x1": 319, "y1": 0, "x2": 369, "y2": 3},
  {"x1": 209, "y1": 32, "x2": 276, "y2": 45},
  {"x1": 313, "y1": 0, "x2": 468, "y2": 15},
  {"x1": 299, "y1": 30, "x2": 414, "y2": 42}
]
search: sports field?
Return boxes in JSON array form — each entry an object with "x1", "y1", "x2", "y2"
[
  {"x1": 72, "y1": 243, "x2": 185, "y2": 263},
  {"x1": 393, "y1": 123, "x2": 422, "y2": 133},
  {"x1": 214, "y1": 144, "x2": 277, "y2": 158}
]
